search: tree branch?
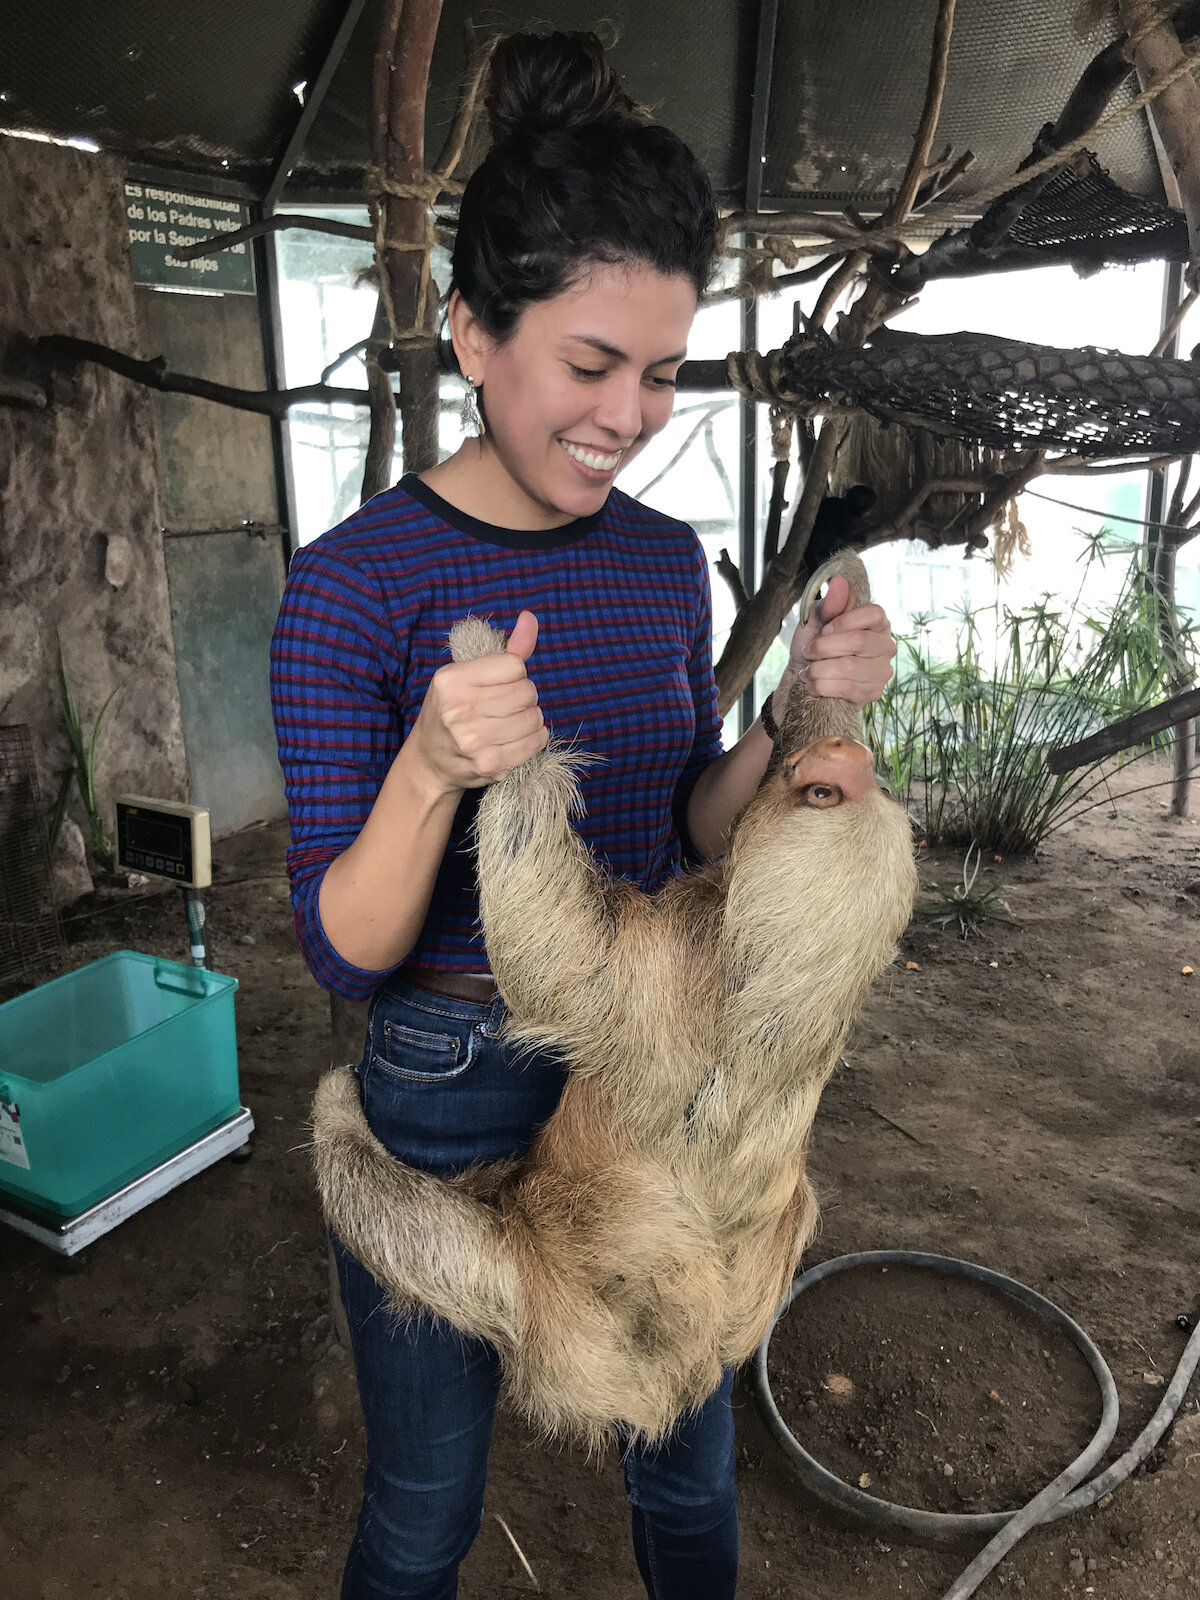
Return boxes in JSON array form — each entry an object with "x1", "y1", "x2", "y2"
[
  {"x1": 37, "y1": 335, "x2": 383, "y2": 420},
  {"x1": 721, "y1": 210, "x2": 868, "y2": 242},
  {"x1": 713, "y1": 0, "x2": 957, "y2": 710},
  {"x1": 715, "y1": 548, "x2": 749, "y2": 610},
  {"x1": 1119, "y1": 0, "x2": 1200, "y2": 258},
  {"x1": 434, "y1": 27, "x2": 498, "y2": 182},
  {"x1": 1046, "y1": 684, "x2": 1200, "y2": 774},
  {"x1": 886, "y1": 0, "x2": 957, "y2": 226},
  {"x1": 1152, "y1": 284, "x2": 1200, "y2": 357},
  {"x1": 1042, "y1": 452, "x2": 1187, "y2": 474}
]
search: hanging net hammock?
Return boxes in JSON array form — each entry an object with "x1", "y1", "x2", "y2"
[
  {"x1": 893, "y1": 140, "x2": 1189, "y2": 292},
  {"x1": 729, "y1": 327, "x2": 1200, "y2": 458}
]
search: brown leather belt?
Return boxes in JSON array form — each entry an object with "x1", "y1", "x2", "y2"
[{"x1": 398, "y1": 963, "x2": 498, "y2": 1004}]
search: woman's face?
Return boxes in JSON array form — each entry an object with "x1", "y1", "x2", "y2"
[{"x1": 452, "y1": 262, "x2": 698, "y2": 527}]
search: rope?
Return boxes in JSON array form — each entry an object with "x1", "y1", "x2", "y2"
[
  {"x1": 364, "y1": 165, "x2": 464, "y2": 348},
  {"x1": 726, "y1": 348, "x2": 797, "y2": 406}
]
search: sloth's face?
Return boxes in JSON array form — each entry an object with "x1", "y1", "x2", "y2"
[
  {"x1": 781, "y1": 734, "x2": 881, "y2": 811},
  {"x1": 741, "y1": 733, "x2": 910, "y2": 853}
]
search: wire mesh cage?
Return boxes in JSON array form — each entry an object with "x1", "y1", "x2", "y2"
[{"x1": 0, "y1": 725, "x2": 64, "y2": 987}]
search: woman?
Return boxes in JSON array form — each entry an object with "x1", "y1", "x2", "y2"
[{"x1": 270, "y1": 31, "x2": 894, "y2": 1600}]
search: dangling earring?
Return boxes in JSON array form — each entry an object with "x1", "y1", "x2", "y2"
[{"x1": 460, "y1": 376, "x2": 485, "y2": 438}]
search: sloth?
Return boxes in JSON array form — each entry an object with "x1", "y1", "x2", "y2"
[{"x1": 312, "y1": 552, "x2": 917, "y2": 1450}]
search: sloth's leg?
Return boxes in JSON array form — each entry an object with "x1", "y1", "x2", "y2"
[{"x1": 311, "y1": 1067, "x2": 523, "y2": 1348}]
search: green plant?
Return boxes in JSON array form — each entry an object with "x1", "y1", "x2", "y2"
[
  {"x1": 862, "y1": 537, "x2": 1197, "y2": 854},
  {"x1": 57, "y1": 650, "x2": 121, "y2": 874},
  {"x1": 919, "y1": 843, "x2": 1015, "y2": 938}
]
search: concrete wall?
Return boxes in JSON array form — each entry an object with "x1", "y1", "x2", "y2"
[
  {"x1": 134, "y1": 280, "x2": 287, "y2": 837},
  {"x1": 134, "y1": 288, "x2": 278, "y2": 535},
  {"x1": 0, "y1": 136, "x2": 188, "y2": 876}
]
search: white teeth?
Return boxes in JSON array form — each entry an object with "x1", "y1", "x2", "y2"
[{"x1": 561, "y1": 440, "x2": 620, "y2": 472}]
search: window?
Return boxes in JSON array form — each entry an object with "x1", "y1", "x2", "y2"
[{"x1": 274, "y1": 210, "x2": 458, "y2": 545}]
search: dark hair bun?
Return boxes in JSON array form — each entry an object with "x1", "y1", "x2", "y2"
[
  {"x1": 450, "y1": 28, "x2": 717, "y2": 346},
  {"x1": 485, "y1": 31, "x2": 639, "y2": 143}
]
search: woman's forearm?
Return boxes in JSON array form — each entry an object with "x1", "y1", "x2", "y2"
[
  {"x1": 686, "y1": 670, "x2": 800, "y2": 860},
  {"x1": 317, "y1": 740, "x2": 464, "y2": 973}
]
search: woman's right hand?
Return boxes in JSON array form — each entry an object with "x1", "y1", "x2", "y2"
[{"x1": 406, "y1": 609, "x2": 549, "y2": 794}]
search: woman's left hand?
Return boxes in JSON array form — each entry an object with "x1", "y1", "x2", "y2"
[{"x1": 786, "y1": 574, "x2": 897, "y2": 708}]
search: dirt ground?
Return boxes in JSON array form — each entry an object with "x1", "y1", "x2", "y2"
[{"x1": 3, "y1": 769, "x2": 1200, "y2": 1600}]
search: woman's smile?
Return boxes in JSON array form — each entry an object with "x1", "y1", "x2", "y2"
[{"x1": 558, "y1": 438, "x2": 624, "y2": 477}]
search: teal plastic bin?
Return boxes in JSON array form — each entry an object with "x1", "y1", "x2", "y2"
[{"x1": 0, "y1": 951, "x2": 240, "y2": 1219}]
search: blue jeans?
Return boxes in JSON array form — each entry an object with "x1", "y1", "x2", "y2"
[{"x1": 334, "y1": 974, "x2": 739, "y2": 1600}]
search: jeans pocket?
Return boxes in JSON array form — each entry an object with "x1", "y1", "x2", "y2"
[{"x1": 371, "y1": 1017, "x2": 478, "y2": 1084}]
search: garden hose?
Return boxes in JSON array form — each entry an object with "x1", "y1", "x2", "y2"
[{"x1": 752, "y1": 1249, "x2": 1200, "y2": 1600}]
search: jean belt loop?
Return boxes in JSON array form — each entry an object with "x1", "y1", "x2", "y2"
[{"x1": 486, "y1": 990, "x2": 506, "y2": 1035}]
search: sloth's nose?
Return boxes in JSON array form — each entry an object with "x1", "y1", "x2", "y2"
[{"x1": 784, "y1": 736, "x2": 877, "y2": 805}]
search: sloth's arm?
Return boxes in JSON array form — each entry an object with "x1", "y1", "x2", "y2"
[{"x1": 475, "y1": 747, "x2": 619, "y2": 1040}]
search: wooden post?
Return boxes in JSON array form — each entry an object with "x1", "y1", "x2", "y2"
[
  {"x1": 378, "y1": 0, "x2": 445, "y2": 476},
  {"x1": 359, "y1": 0, "x2": 403, "y2": 505}
]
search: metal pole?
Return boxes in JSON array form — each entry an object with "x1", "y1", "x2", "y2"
[
  {"x1": 183, "y1": 888, "x2": 208, "y2": 969},
  {"x1": 263, "y1": 0, "x2": 370, "y2": 216},
  {"x1": 737, "y1": 0, "x2": 781, "y2": 738},
  {"x1": 739, "y1": 295, "x2": 759, "y2": 738},
  {"x1": 254, "y1": 228, "x2": 299, "y2": 568}
]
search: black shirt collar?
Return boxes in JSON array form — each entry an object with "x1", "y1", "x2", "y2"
[{"x1": 400, "y1": 473, "x2": 605, "y2": 551}]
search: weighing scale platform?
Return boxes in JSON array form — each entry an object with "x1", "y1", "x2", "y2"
[{"x1": 0, "y1": 1107, "x2": 253, "y2": 1258}]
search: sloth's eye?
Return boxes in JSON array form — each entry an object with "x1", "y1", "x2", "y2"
[{"x1": 799, "y1": 783, "x2": 843, "y2": 809}]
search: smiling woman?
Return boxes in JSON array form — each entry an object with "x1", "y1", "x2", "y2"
[{"x1": 268, "y1": 28, "x2": 896, "y2": 1600}]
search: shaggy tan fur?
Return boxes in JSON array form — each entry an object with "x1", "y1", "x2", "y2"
[{"x1": 312, "y1": 552, "x2": 918, "y2": 1450}]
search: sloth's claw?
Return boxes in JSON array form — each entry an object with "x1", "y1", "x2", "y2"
[{"x1": 797, "y1": 550, "x2": 872, "y2": 624}]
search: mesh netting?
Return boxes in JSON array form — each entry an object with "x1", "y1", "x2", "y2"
[
  {"x1": 999, "y1": 151, "x2": 1186, "y2": 258},
  {"x1": 0, "y1": 725, "x2": 62, "y2": 986},
  {"x1": 730, "y1": 329, "x2": 1200, "y2": 458}
]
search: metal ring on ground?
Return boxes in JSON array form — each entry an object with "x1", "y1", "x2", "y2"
[{"x1": 752, "y1": 1249, "x2": 1121, "y2": 1543}]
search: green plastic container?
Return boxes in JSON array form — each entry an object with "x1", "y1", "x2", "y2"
[{"x1": 0, "y1": 951, "x2": 240, "y2": 1219}]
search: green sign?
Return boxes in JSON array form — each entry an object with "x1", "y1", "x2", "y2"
[{"x1": 124, "y1": 181, "x2": 256, "y2": 295}]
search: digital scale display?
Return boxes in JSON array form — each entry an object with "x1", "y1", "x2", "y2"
[{"x1": 116, "y1": 797, "x2": 211, "y2": 888}]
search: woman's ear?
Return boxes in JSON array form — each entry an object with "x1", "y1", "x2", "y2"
[{"x1": 447, "y1": 290, "x2": 493, "y2": 382}]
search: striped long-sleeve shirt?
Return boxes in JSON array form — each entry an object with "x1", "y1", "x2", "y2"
[{"x1": 268, "y1": 473, "x2": 724, "y2": 1000}]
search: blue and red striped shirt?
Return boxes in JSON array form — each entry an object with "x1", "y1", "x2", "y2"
[{"x1": 269, "y1": 474, "x2": 723, "y2": 999}]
